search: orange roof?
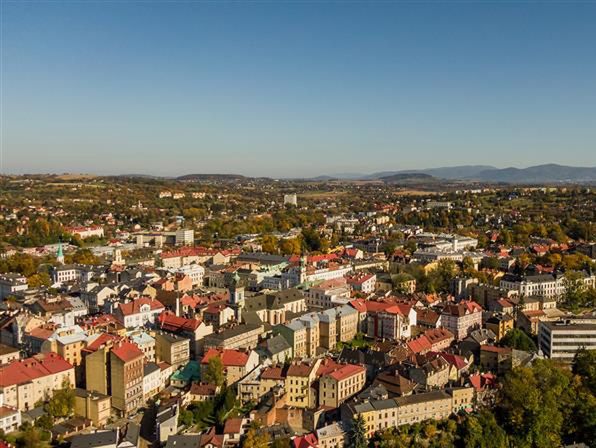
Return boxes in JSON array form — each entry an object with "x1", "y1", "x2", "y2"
[
  {"x1": 424, "y1": 328, "x2": 454, "y2": 344},
  {"x1": 201, "y1": 348, "x2": 250, "y2": 367},
  {"x1": 287, "y1": 362, "x2": 316, "y2": 377},
  {"x1": 85, "y1": 333, "x2": 122, "y2": 352},
  {"x1": 118, "y1": 297, "x2": 164, "y2": 316},
  {"x1": 111, "y1": 341, "x2": 144, "y2": 363},
  {"x1": 407, "y1": 335, "x2": 432, "y2": 354},
  {"x1": 261, "y1": 366, "x2": 285, "y2": 380},
  {"x1": 158, "y1": 311, "x2": 201, "y2": 332},
  {"x1": 223, "y1": 417, "x2": 244, "y2": 435},
  {"x1": 0, "y1": 353, "x2": 73, "y2": 387}
]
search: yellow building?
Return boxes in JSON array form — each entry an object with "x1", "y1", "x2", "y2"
[
  {"x1": 74, "y1": 388, "x2": 111, "y2": 427},
  {"x1": 155, "y1": 332, "x2": 190, "y2": 368},
  {"x1": 319, "y1": 362, "x2": 366, "y2": 409},
  {"x1": 285, "y1": 359, "x2": 321, "y2": 409}
]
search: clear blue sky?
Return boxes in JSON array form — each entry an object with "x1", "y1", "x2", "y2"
[{"x1": 2, "y1": 1, "x2": 596, "y2": 177}]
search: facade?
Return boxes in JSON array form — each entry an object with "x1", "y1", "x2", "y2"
[
  {"x1": 0, "y1": 344, "x2": 20, "y2": 366},
  {"x1": 155, "y1": 332, "x2": 190, "y2": 368},
  {"x1": 74, "y1": 388, "x2": 111, "y2": 427},
  {"x1": 0, "y1": 405, "x2": 21, "y2": 434},
  {"x1": 285, "y1": 359, "x2": 321, "y2": 409},
  {"x1": 201, "y1": 348, "x2": 259, "y2": 385},
  {"x1": 0, "y1": 352, "x2": 75, "y2": 411},
  {"x1": 0, "y1": 274, "x2": 28, "y2": 300},
  {"x1": 115, "y1": 297, "x2": 165, "y2": 328},
  {"x1": 500, "y1": 272, "x2": 596, "y2": 300},
  {"x1": 319, "y1": 362, "x2": 366, "y2": 408},
  {"x1": 175, "y1": 229, "x2": 194, "y2": 246},
  {"x1": 440, "y1": 301, "x2": 483, "y2": 340},
  {"x1": 143, "y1": 362, "x2": 162, "y2": 400},
  {"x1": 538, "y1": 319, "x2": 596, "y2": 362}
]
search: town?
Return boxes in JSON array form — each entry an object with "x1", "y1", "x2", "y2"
[{"x1": 0, "y1": 174, "x2": 594, "y2": 448}]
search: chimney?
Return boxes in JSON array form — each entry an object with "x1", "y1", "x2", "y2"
[{"x1": 175, "y1": 293, "x2": 181, "y2": 317}]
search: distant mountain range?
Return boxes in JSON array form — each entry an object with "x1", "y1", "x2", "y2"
[{"x1": 327, "y1": 164, "x2": 596, "y2": 184}]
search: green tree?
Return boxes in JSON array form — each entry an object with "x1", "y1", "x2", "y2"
[
  {"x1": 500, "y1": 328, "x2": 537, "y2": 352},
  {"x1": 45, "y1": 379, "x2": 75, "y2": 419},
  {"x1": 349, "y1": 414, "x2": 368, "y2": 448},
  {"x1": 202, "y1": 356, "x2": 225, "y2": 387},
  {"x1": 459, "y1": 410, "x2": 509, "y2": 448},
  {"x1": 573, "y1": 348, "x2": 596, "y2": 394}
]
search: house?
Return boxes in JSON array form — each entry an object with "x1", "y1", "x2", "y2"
[
  {"x1": 201, "y1": 348, "x2": 259, "y2": 385},
  {"x1": 345, "y1": 273, "x2": 377, "y2": 294},
  {"x1": 0, "y1": 352, "x2": 75, "y2": 411},
  {"x1": 318, "y1": 359, "x2": 366, "y2": 408},
  {"x1": 74, "y1": 388, "x2": 111, "y2": 428},
  {"x1": 285, "y1": 359, "x2": 322, "y2": 409},
  {"x1": 115, "y1": 297, "x2": 165, "y2": 328},
  {"x1": 440, "y1": 301, "x2": 482, "y2": 340},
  {"x1": 155, "y1": 332, "x2": 190, "y2": 368},
  {"x1": 188, "y1": 382, "x2": 219, "y2": 402},
  {"x1": 0, "y1": 405, "x2": 21, "y2": 434},
  {"x1": 316, "y1": 422, "x2": 346, "y2": 448}
]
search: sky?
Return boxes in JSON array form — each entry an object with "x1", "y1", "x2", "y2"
[{"x1": 2, "y1": 1, "x2": 596, "y2": 178}]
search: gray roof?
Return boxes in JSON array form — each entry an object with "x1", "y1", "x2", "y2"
[
  {"x1": 266, "y1": 334, "x2": 291, "y2": 355},
  {"x1": 70, "y1": 431, "x2": 118, "y2": 448},
  {"x1": 165, "y1": 434, "x2": 201, "y2": 448}
]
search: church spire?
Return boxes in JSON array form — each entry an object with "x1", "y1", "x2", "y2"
[{"x1": 56, "y1": 240, "x2": 65, "y2": 265}]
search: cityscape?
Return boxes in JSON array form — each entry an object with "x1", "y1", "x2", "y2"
[{"x1": 1, "y1": 2, "x2": 596, "y2": 448}]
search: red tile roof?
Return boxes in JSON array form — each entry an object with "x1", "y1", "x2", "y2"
[
  {"x1": 293, "y1": 433, "x2": 318, "y2": 448},
  {"x1": 158, "y1": 311, "x2": 201, "y2": 332},
  {"x1": 118, "y1": 297, "x2": 164, "y2": 316},
  {"x1": 0, "y1": 352, "x2": 73, "y2": 387},
  {"x1": 261, "y1": 366, "x2": 286, "y2": 380},
  {"x1": 201, "y1": 348, "x2": 249, "y2": 367},
  {"x1": 287, "y1": 362, "x2": 316, "y2": 377},
  {"x1": 111, "y1": 341, "x2": 144, "y2": 363},
  {"x1": 85, "y1": 333, "x2": 122, "y2": 352},
  {"x1": 223, "y1": 417, "x2": 244, "y2": 435},
  {"x1": 407, "y1": 335, "x2": 432, "y2": 354}
]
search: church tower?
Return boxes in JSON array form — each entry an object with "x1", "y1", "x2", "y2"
[
  {"x1": 229, "y1": 272, "x2": 245, "y2": 322},
  {"x1": 56, "y1": 241, "x2": 65, "y2": 265}
]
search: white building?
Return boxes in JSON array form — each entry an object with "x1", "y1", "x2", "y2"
[
  {"x1": 0, "y1": 391, "x2": 20, "y2": 434},
  {"x1": 143, "y1": 362, "x2": 162, "y2": 400},
  {"x1": 283, "y1": 194, "x2": 298, "y2": 206},
  {"x1": 115, "y1": 297, "x2": 166, "y2": 328},
  {"x1": 66, "y1": 225, "x2": 104, "y2": 239},
  {"x1": 538, "y1": 319, "x2": 596, "y2": 362},
  {"x1": 0, "y1": 274, "x2": 28, "y2": 300},
  {"x1": 175, "y1": 264, "x2": 205, "y2": 287},
  {"x1": 175, "y1": 229, "x2": 194, "y2": 246},
  {"x1": 500, "y1": 272, "x2": 596, "y2": 300}
]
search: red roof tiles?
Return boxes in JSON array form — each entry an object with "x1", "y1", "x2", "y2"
[{"x1": 0, "y1": 353, "x2": 73, "y2": 387}]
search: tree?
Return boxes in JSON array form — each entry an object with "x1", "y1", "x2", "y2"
[
  {"x1": 261, "y1": 235, "x2": 278, "y2": 254},
  {"x1": 202, "y1": 357, "x2": 225, "y2": 387},
  {"x1": 562, "y1": 271, "x2": 588, "y2": 310},
  {"x1": 349, "y1": 414, "x2": 368, "y2": 448},
  {"x1": 242, "y1": 426, "x2": 270, "y2": 448},
  {"x1": 500, "y1": 328, "x2": 537, "y2": 352},
  {"x1": 459, "y1": 410, "x2": 509, "y2": 448},
  {"x1": 27, "y1": 273, "x2": 51, "y2": 288},
  {"x1": 45, "y1": 379, "x2": 75, "y2": 419},
  {"x1": 573, "y1": 348, "x2": 596, "y2": 394}
]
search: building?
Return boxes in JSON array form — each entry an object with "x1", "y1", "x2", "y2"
[
  {"x1": 73, "y1": 388, "x2": 111, "y2": 427},
  {"x1": 538, "y1": 319, "x2": 596, "y2": 362},
  {"x1": 175, "y1": 229, "x2": 194, "y2": 246},
  {"x1": 0, "y1": 274, "x2": 28, "y2": 300},
  {"x1": 440, "y1": 301, "x2": 482, "y2": 340},
  {"x1": 500, "y1": 272, "x2": 596, "y2": 300},
  {"x1": 203, "y1": 324, "x2": 263, "y2": 351},
  {"x1": 66, "y1": 225, "x2": 104, "y2": 239},
  {"x1": 0, "y1": 352, "x2": 75, "y2": 411},
  {"x1": 283, "y1": 194, "x2": 298, "y2": 206},
  {"x1": 175, "y1": 264, "x2": 205, "y2": 287},
  {"x1": 346, "y1": 273, "x2": 377, "y2": 295},
  {"x1": 0, "y1": 397, "x2": 20, "y2": 434},
  {"x1": 86, "y1": 341, "x2": 144, "y2": 416},
  {"x1": 115, "y1": 297, "x2": 165, "y2": 328},
  {"x1": 0, "y1": 344, "x2": 20, "y2": 366},
  {"x1": 155, "y1": 332, "x2": 190, "y2": 368},
  {"x1": 285, "y1": 359, "x2": 321, "y2": 409},
  {"x1": 318, "y1": 360, "x2": 366, "y2": 408},
  {"x1": 143, "y1": 362, "x2": 162, "y2": 400},
  {"x1": 201, "y1": 348, "x2": 259, "y2": 385},
  {"x1": 41, "y1": 325, "x2": 88, "y2": 369}
]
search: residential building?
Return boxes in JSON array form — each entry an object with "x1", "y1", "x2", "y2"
[
  {"x1": 440, "y1": 301, "x2": 482, "y2": 340},
  {"x1": 538, "y1": 319, "x2": 596, "y2": 362},
  {"x1": 0, "y1": 344, "x2": 20, "y2": 366},
  {"x1": 0, "y1": 352, "x2": 75, "y2": 411},
  {"x1": 285, "y1": 359, "x2": 321, "y2": 409},
  {"x1": 201, "y1": 348, "x2": 259, "y2": 385},
  {"x1": 73, "y1": 388, "x2": 111, "y2": 427},
  {"x1": 115, "y1": 297, "x2": 165, "y2": 328},
  {"x1": 0, "y1": 274, "x2": 28, "y2": 301},
  {"x1": 143, "y1": 362, "x2": 162, "y2": 400},
  {"x1": 155, "y1": 332, "x2": 190, "y2": 369},
  {"x1": 318, "y1": 360, "x2": 366, "y2": 408}
]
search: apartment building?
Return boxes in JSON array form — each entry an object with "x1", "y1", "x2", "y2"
[
  {"x1": 0, "y1": 274, "x2": 28, "y2": 300},
  {"x1": 0, "y1": 352, "x2": 75, "y2": 411},
  {"x1": 86, "y1": 341, "x2": 144, "y2": 416},
  {"x1": 74, "y1": 388, "x2": 111, "y2": 427},
  {"x1": 348, "y1": 387, "x2": 474, "y2": 436},
  {"x1": 538, "y1": 319, "x2": 596, "y2": 362},
  {"x1": 0, "y1": 344, "x2": 20, "y2": 366},
  {"x1": 155, "y1": 332, "x2": 190, "y2": 369},
  {"x1": 318, "y1": 361, "x2": 366, "y2": 408},
  {"x1": 115, "y1": 297, "x2": 165, "y2": 328},
  {"x1": 440, "y1": 301, "x2": 482, "y2": 340},
  {"x1": 201, "y1": 348, "x2": 259, "y2": 385},
  {"x1": 285, "y1": 359, "x2": 322, "y2": 409}
]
